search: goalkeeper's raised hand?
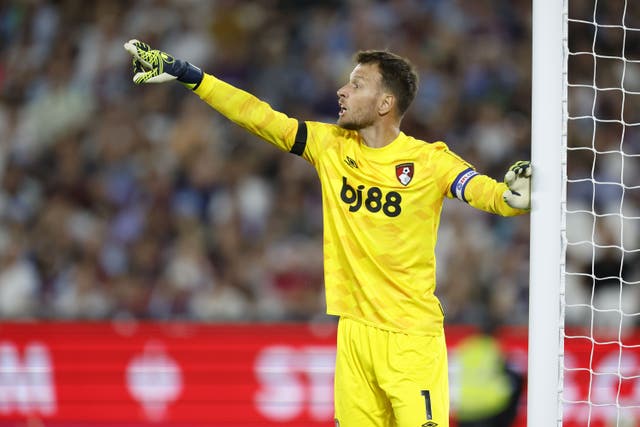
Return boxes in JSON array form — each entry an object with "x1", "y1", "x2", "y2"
[
  {"x1": 502, "y1": 160, "x2": 531, "y2": 210},
  {"x1": 123, "y1": 39, "x2": 203, "y2": 89}
]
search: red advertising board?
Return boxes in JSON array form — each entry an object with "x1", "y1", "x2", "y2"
[{"x1": 0, "y1": 322, "x2": 638, "y2": 426}]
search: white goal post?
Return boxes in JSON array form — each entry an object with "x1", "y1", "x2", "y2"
[{"x1": 528, "y1": 0, "x2": 565, "y2": 425}]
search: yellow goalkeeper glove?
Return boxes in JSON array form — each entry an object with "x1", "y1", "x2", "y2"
[
  {"x1": 123, "y1": 39, "x2": 203, "y2": 90},
  {"x1": 502, "y1": 160, "x2": 531, "y2": 210}
]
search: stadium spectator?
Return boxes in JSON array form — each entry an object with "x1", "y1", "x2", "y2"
[{"x1": 455, "y1": 319, "x2": 524, "y2": 427}]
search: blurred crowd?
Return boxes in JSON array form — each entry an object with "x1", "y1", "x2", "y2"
[
  {"x1": 564, "y1": 1, "x2": 640, "y2": 334},
  {"x1": 0, "y1": 0, "x2": 627, "y2": 327}
]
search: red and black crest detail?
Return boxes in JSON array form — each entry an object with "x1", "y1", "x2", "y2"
[{"x1": 395, "y1": 163, "x2": 414, "y2": 186}]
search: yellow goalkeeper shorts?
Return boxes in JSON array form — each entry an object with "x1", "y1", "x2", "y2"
[{"x1": 334, "y1": 317, "x2": 449, "y2": 427}]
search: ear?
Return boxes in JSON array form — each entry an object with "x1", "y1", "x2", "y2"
[{"x1": 378, "y1": 93, "x2": 395, "y2": 116}]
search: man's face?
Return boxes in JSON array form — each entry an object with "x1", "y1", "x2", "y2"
[{"x1": 336, "y1": 63, "x2": 384, "y2": 130}]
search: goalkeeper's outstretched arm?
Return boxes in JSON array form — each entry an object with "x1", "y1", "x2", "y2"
[
  {"x1": 459, "y1": 161, "x2": 531, "y2": 216},
  {"x1": 124, "y1": 39, "x2": 301, "y2": 154}
]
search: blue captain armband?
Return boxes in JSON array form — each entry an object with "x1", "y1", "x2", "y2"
[{"x1": 451, "y1": 168, "x2": 479, "y2": 202}]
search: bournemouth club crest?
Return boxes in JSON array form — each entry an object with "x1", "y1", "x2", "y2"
[{"x1": 396, "y1": 163, "x2": 414, "y2": 186}]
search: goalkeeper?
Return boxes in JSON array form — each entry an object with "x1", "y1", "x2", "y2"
[{"x1": 124, "y1": 39, "x2": 531, "y2": 427}]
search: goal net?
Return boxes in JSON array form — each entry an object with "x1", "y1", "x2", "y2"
[{"x1": 535, "y1": 0, "x2": 640, "y2": 426}]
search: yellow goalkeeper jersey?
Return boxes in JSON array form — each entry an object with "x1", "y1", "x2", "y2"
[{"x1": 195, "y1": 74, "x2": 525, "y2": 336}]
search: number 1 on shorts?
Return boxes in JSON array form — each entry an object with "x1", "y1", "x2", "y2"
[{"x1": 420, "y1": 390, "x2": 432, "y2": 420}]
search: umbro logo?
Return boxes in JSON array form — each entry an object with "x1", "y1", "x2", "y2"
[
  {"x1": 344, "y1": 156, "x2": 358, "y2": 168},
  {"x1": 422, "y1": 422, "x2": 438, "y2": 427}
]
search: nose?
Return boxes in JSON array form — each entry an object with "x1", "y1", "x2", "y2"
[{"x1": 337, "y1": 85, "x2": 347, "y2": 98}]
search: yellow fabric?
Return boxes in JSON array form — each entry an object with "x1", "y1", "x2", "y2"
[
  {"x1": 195, "y1": 73, "x2": 300, "y2": 151},
  {"x1": 456, "y1": 335, "x2": 512, "y2": 420},
  {"x1": 195, "y1": 73, "x2": 527, "y2": 335},
  {"x1": 334, "y1": 317, "x2": 449, "y2": 427}
]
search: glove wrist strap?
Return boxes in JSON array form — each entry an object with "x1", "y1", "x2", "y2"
[{"x1": 175, "y1": 60, "x2": 204, "y2": 90}]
